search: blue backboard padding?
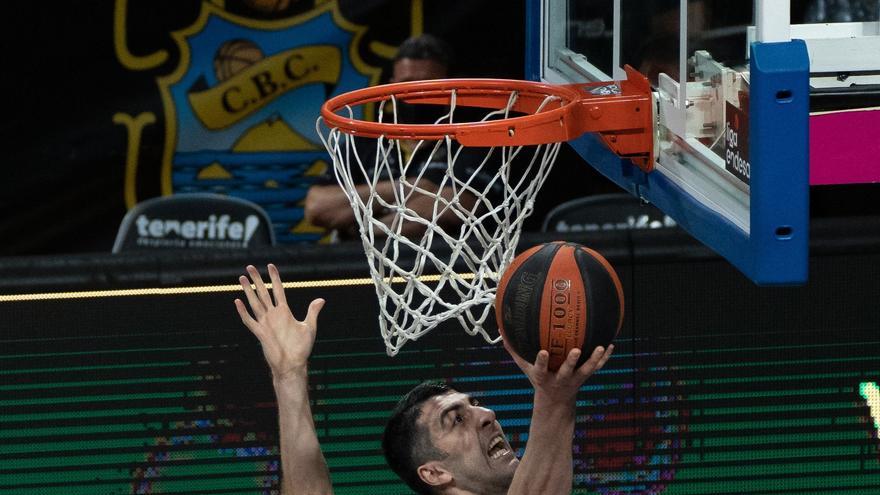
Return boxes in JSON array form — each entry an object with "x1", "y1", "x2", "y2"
[{"x1": 749, "y1": 40, "x2": 810, "y2": 284}]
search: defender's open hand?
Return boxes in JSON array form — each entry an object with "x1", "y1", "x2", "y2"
[{"x1": 234, "y1": 264, "x2": 325, "y2": 379}]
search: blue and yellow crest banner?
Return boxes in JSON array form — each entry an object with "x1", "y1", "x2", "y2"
[{"x1": 156, "y1": 2, "x2": 380, "y2": 243}]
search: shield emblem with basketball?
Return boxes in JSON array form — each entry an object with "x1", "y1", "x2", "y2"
[{"x1": 156, "y1": 2, "x2": 380, "y2": 242}]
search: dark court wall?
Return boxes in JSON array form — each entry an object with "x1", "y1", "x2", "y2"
[{"x1": 3, "y1": 0, "x2": 588, "y2": 255}]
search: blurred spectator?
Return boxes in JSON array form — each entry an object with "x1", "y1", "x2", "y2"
[
  {"x1": 305, "y1": 34, "x2": 490, "y2": 240},
  {"x1": 388, "y1": 33, "x2": 453, "y2": 82}
]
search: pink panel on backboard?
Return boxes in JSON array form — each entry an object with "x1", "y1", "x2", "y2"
[{"x1": 810, "y1": 109, "x2": 880, "y2": 185}]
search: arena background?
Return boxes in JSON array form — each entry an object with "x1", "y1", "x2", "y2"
[
  {"x1": 2, "y1": 221, "x2": 879, "y2": 494},
  {"x1": 1, "y1": 1, "x2": 879, "y2": 494},
  {"x1": 1, "y1": 0, "x2": 622, "y2": 255}
]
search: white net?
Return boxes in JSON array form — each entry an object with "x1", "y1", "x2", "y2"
[{"x1": 318, "y1": 89, "x2": 564, "y2": 355}]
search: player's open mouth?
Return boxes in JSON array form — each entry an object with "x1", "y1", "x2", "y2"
[{"x1": 487, "y1": 434, "x2": 510, "y2": 459}]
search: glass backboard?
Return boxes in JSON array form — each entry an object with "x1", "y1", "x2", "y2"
[{"x1": 528, "y1": 0, "x2": 813, "y2": 285}]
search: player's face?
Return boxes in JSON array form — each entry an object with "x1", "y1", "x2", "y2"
[
  {"x1": 391, "y1": 57, "x2": 448, "y2": 83},
  {"x1": 418, "y1": 391, "x2": 519, "y2": 493}
]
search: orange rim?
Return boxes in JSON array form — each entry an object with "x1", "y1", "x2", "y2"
[{"x1": 320, "y1": 78, "x2": 583, "y2": 146}]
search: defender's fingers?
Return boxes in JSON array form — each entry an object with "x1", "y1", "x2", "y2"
[
  {"x1": 247, "y1": 265, "x2": 273, "y2": 307},
  {"x1": 268, "y1": 264, "x2": 287, "y2": 306},
  {"x1": 234, "y1": 299, "x2": 259, "y2": 333},
  {"x1": 304, "y1": 298, "x2": 325, "y2": 329},
  {"x1": 557, "y1": 348, "x2": 582, "y2": 376},
  {"x1": 239, "y1": 275, "x2": 265, "y2": 318}
]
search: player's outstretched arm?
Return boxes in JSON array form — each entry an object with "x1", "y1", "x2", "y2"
[
  {"x1": 505, "y1": 344, "x2": 614, "y2": 495},
  {"x1": 234, "y1": 264, "x2": 332, "y2": 495}
]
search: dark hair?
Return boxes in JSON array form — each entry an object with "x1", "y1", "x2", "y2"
[
  {"x1": 382, "y1": 381, "x2": 452, "y2": 494},
  {"x1": 394, "y1": 34, "x2": 454, "y2": 69}
]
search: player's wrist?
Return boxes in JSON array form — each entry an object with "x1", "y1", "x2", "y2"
[
  {"x1": 533, "y1": 389, "x2": 577, "y2": 414},
  {"x1": 271, "y1": 364, "x2": 309, "y2": 385}
]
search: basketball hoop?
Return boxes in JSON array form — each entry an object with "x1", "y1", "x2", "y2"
[{"x1": 317, "y1": 67, "x2": 652, "y2": 356}]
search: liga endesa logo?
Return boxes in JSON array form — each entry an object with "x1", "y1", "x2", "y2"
[{"x1": 133, "y1": 214, "x2": 261, "y2": 248}]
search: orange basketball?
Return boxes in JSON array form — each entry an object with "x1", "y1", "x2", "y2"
[{"x1": 495, "y1": 242, "x2": 624, "y2": 371}]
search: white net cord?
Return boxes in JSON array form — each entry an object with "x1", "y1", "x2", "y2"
[{"x1": 318, "y1": 90, "x2": 563, "y2": 355}]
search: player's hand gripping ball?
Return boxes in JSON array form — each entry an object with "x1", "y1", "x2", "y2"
[{"x1": 495, "y1": 242, "x2": 624, "y2": 371}]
